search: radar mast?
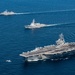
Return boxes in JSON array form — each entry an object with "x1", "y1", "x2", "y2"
[{"x1": 56, "y1": 33, "x2": 65, "y2": 45}]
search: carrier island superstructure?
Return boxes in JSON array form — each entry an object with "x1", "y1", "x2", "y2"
[{"x1": 20, "y1": 34, "x2": 75, "y2": 62}]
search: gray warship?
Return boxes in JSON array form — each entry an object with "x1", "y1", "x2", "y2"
[
  {"x1": 25, "y1": 19, "x2": 46, "y2": 29},
  {"x1": 0, "y1": 10, "x2": 15, "y2": 16},
  {"x1": 20, "y1": 34, "x2": 75, "y2": 62}
]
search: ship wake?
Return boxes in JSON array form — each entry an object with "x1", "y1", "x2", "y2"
[
  {"x1": 25, "y1": 21, "x2": 75, "y2": 29},
  {"x1": 12, "y1": 9, "x2": 75, "y2": 15},
  {"x1": 0, "y1": 12, "x2": 30, "y2": 16},
  {"x1": 45, "y1": 22, "x2": 75, "y2": 27},
  {"x1": 1, "y1": 9, "x2": 75, "y2": 16}
]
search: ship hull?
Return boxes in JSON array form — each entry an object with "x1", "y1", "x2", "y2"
[{"x1": 24, "y1": 49, "x2": 75, "y2": 62}]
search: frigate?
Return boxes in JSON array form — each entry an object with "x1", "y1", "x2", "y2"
[
  {"x1": 0, "y1": 10, "x2": 15, "y2": 16},
  {"x1": 25, "y1": 19, "x2": 47, "y2": 29},
  {"x1": 20, "y1": 34, "x2": 75, "y2": 62}
]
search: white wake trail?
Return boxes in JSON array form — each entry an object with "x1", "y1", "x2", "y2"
[
  {"x1": 16, "y1": 9, "x2": 75, "y2": 15},
  {"x1": 1, "y1": 9, "x2": 75, "y2": 16},
  {"x1": 15, "y1": 9, "x2": 75, "y2": 15},
  {"x1": 0, "y1": 12, "x2": 31, "y2": 16},
  {"x1": 14, "y1": 12, "x2": 31, "y2": 15},
  {"x1": 44, "y1": 22, "x2": 75, "y2": 27},
  {"x1": 46, "y1": 24, "x2": 60, "y2": 27},
  {"x1": 44, "y1": 23, "x2": 64, "y2": 27}
]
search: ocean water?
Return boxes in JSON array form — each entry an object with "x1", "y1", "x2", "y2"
[{"x1": 0, "y1": 0, "x2": 75, "y2": 75}]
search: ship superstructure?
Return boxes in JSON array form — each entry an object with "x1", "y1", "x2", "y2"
[{"x1": 20, "y1": 34, "x2": 75, "y2": 62}]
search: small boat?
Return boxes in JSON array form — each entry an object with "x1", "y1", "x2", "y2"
[{"x1": 6, "y1": 60, "x2": 12, "y2": 62}]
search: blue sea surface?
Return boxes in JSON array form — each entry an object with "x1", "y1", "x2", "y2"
[{"x1": 0, "y1": 0, "x2": 75, "y2": 75}]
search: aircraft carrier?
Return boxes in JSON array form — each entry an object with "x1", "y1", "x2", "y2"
[{"x1": 20, "y1": 34, "x2": 75, "y2": 62}]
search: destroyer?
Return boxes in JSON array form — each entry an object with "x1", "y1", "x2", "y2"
[
  {"x1": 0, "y1": 10, "x2": 15, "y2": 16},
  {"x1": 25, "y1": 19, "x2": 47, "y2": 29},
  {"x1": 20, "y1": 34, "x2": 75, "y2": 62}
]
